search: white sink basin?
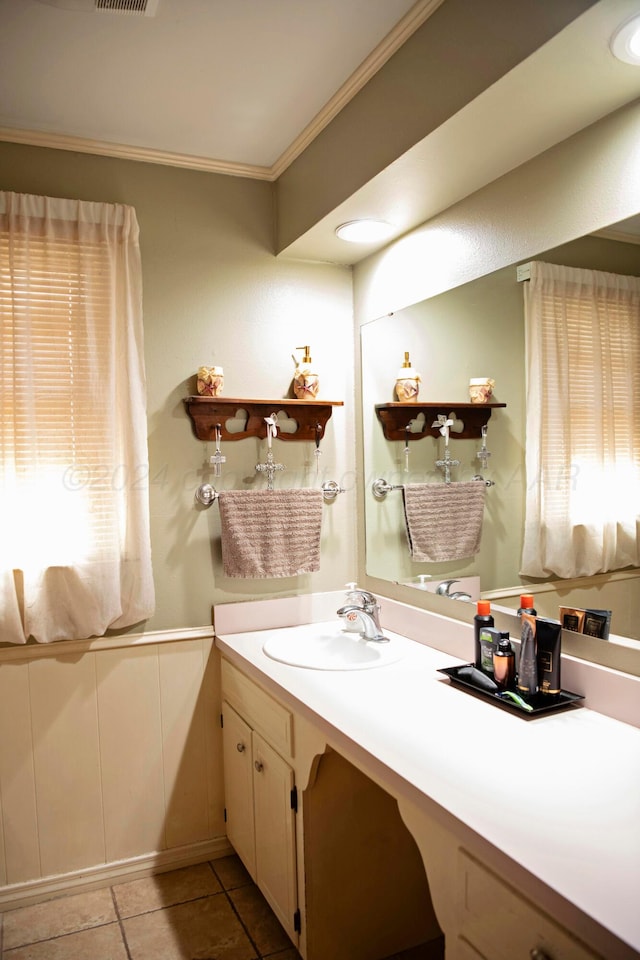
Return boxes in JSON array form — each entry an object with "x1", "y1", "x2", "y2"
[{"x1": 262, "y1": 622, "x2": 404, "y2": 671}]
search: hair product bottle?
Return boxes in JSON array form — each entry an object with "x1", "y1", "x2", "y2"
[
  {"x1": 518, "y1": 593, "x2": 537, "y2": 617},
  {"x1": 536, "y1": 618, "x2": 562, "y2": 694},
  {"x1": 493, "y1": 634, "x2": 515, "y2": 690},
  {"x1": 474, "y1": 600, "x2": 494, "y2": 670},
  {"x1": 517, "y1": 612, "x2": 538, "y2": 696}
]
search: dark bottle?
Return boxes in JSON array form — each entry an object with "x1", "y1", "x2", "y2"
[
  {"x1": 517, "y1": 613, "x2": 538, "y2": 696},
  {"x1": 474, "y1": 600, "x2": 494, "y2": 670},
  {"x1": 517, "y1": 593, "x2": 537, "y2": 617},
  {"x1": 493, "y1": 634, "x2": 515, "y2": 690}
]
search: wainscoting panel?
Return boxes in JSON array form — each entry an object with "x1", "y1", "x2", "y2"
[
  {"x1": 0, "y1": 629, "x2": 223, "y2": 905},
  {"x1": 0, "y1": 661, "x2": 40, "y2": 884},
  {"x1": 29, "y1": 653, "x2": 106, "y2": 878},
  {"x1": 96, "y1": 644, "x2": 166, "y2": 862}
]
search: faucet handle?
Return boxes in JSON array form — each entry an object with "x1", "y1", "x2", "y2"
[{"x1": 354, "y1": 590, "x2": 378, "y2": 609}]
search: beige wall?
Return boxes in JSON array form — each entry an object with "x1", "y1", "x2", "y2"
[
  {"x1": 0, "y1": 141, "x2": 357, "y2": 636},
  {"x1": 0, "y1": 142, "x2": 356, "y2": 897}
]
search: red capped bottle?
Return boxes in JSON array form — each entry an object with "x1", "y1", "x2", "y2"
[{"x1": 474, "y1": 600, "x2": 494, "y2": 669}]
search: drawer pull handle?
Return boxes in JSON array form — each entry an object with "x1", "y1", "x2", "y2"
[
  {"x1": 254, "y1": 760, "x2": 264, "y2": 773},
  {"x1": 236, "y1": 742, "x2": 245, "y2": 753},
  {"x1": 530, "y1": 950, "x2": 552, "y2": 960}
]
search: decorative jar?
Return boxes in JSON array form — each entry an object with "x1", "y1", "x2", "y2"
[{"x1": 197, "y1": 366, "x2": 224, "y2": 397}]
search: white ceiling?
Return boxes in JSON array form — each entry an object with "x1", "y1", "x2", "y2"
[
  {"x1": 0, "y1": 0, "x2": 425, "y2": 174},
  {"x1": 1, "y1": 0, "x2": 640, "y2": 263}
]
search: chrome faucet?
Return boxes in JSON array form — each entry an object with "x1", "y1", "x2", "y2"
[
  {"x1": 337, "y1": 589, "x2": 390, "y2": 642},
  {"x1": 436, "y1": 579, "x2": 472, "y2": 602}
]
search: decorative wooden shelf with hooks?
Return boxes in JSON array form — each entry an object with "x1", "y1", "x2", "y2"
[
  {"x1": 183, "y1": 397, "x2": 344, "y2": 443},
  {"x1": 375, "y1": 402, "x2": 506, "y2": 442}
]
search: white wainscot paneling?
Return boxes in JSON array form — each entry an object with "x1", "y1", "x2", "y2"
[
  {"x1": 96, "y1": 645, "x2": 166, "y2": 861},
  {"x1": 0, "y1": 662, "x2": 40, "y2": 884},
  {"x1": 29, "y1": 653, "x2": 106, "y2": 877},
  {"x1": 0, "y1": 631, "x2": 225, "y2": 906}
]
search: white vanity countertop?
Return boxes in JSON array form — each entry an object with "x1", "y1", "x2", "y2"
[{"x1": 215, "y1": 618, "x2": 640, "y2": 958}]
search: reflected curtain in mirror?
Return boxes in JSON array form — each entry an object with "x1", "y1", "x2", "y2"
[{"x1": 522, "y1": 261, "x2": 640, "y2": 578}]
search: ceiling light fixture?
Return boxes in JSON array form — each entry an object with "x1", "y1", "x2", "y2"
[
  {"x1": 335, "y1": 219, "x2": 394, "y2": 243},
  {"x1": 610, "y1": 13, "x2": 640, "y2": 64}
]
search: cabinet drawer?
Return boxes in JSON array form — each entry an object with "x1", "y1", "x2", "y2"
[
  {"x1": 221, "y1": 659, "x2": 293, "y2": 758},
  {"x1": 459, "y1": 851, "x2": 600, "y2": 960}
]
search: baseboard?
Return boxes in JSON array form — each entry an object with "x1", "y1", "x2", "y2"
[{"x1": 0, "y1": 836, "x2": 234, "y2": 911}]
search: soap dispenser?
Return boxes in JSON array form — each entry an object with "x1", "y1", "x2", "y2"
[
  {"x1": 293, "y1": 345, "x2": 320, "y2": 400},
  {"x1": 395, "y1": 351, "x2": 421, "y2": 402}
]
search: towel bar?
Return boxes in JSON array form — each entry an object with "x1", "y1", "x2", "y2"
[
  {"x1": 194, "y1": 481, "x2": 345, "y2": 506},
  {"x1": 372, "y1": 475, "x2": 493, "y2": 500}
]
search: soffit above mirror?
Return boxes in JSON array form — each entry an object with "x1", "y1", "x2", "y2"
[{"x1": 280, "y1": 0, "x2": 640, "y2": 264}]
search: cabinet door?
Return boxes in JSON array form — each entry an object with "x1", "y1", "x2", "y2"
[
  {"x1": 221, "y1": 702, "x2": 256, "y2": 879},
  {"x1": 253, "y1": 731, "x2": 298, "y2": 939},
  {"x1": 459, "y1": 851, "x2": 601, "y2": 960}
]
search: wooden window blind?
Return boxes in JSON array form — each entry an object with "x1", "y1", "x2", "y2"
[{"x1": 0, "y1": 229, "x2": 120, "y2": 568}]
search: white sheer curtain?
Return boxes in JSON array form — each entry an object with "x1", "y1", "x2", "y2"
[
  {"x1": 0, "y1": 192, "x2": 154, "y2": 643},
  {"x1": 521, "y1": 260, "x2": 640, "y2": 579}
]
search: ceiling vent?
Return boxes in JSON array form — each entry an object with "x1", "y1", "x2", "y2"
[
  {"x1": 34, "y1": 0, "x2": 159, "y2": 14},
  {"x1": 95, "y1": 0, "x2": 159, "y2": 14}
]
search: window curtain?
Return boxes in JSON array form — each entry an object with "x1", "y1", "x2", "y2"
[
  {"x1": 521, "y1": 260, "x2": 640, "y2": 579},
  {"x1": 0, "y1": 192, "x2": 154, "y2": 643}
]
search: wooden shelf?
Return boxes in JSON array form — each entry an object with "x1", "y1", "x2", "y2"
[
  {"x1": 375, "y1": 402, "x2": 506, "y2": 441},
  {"x1": 184, "y1": 397, "x2": 343, "y2": 443}
]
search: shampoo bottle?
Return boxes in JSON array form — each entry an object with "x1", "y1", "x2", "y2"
[{"x1": 474, "y1": 600, "x2": 494, "y2": 670}]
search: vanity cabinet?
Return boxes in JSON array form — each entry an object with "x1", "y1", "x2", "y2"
[
  {"x1": 458, "y1": 852, "x2": 601, "y2": 960},
  {"x1": 221, "y1": 661, "x2": 298, "y2": 943},
  {"x1": 217, "y1": 638, "x2": 631, "y2": 960}
]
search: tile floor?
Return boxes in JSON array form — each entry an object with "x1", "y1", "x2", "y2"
[{"x1": 0, "y1": 855, "x2": 301, "y2": 960}]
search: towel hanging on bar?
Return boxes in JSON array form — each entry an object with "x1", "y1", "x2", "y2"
[
  {"x1": 402, "y1": 481, "x2": 486, "y2": 562},
  {"x1": 218, "y1": 488, "x2": 323, "y2": 578}
]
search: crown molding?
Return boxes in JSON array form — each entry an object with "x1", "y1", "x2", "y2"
[
  {"x1": 591, "y1": 227, "x2": 640, "y2": 245},
  {"x1": 0, "y1": 0, "x2": 442, "y2": 181},
  {"x1": 270, "y1": 0, "x2": 445, "y2": 178},
  {"x1": 0, "y1": 126, "x2": 274, "y2": 180}
]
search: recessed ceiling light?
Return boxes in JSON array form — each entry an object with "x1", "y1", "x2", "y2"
[
  {"x1": 610, "y1": 13, "x2": 640, "y2": 64},
  {"x1": 335, "y1": 219, "x2": 394, "y2": 243}
]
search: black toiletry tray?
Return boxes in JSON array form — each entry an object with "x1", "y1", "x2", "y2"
[{"x1": 437, "y1": 664, "x2": 584, "y2": 719}]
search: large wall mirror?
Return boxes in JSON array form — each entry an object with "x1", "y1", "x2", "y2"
[{"x1": 362, "y1": 221, "x2": 640, "y2": 663}]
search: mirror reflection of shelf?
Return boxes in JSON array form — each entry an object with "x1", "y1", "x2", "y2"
[
  {"x1": 375, "y1": 402, "x2": 506, "y2": 441},
  {"x1": 184, "y1": 397, "x2": 343, "y2": 442}
]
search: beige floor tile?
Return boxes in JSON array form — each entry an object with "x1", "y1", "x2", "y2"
[
  {"x1": 2, "y1": 888, "x2": 117, "y2": 950},
  {"x1": 3, "y1": 922, "x2": 127, "y2": 960},
  {"x1": 211, "y1": 854, "x2": 253, "y2": 891},
  {"x1": 122, "y1": 893, "x2": 256, "y2": 960},
  {"x1": 228, "y1": 885, "x2": 291, "y2": 957},
  {"x1": 113, "y1": 862, "x2": 221, "y2": 919}
]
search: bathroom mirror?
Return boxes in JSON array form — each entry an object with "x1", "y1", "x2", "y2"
[{"x1": 362, "y1": 225, "x2": 640, "y2": 652}]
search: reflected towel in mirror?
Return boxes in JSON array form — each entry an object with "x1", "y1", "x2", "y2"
[
  {"x1": 402, "y1": 482, "x2": 486, "y2": 562},
  {"x1": 218, "y1": 488, "x2": 323, "y2": 578}
]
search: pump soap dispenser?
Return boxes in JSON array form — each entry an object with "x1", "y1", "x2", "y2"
[
  {"x1": 293, "y1": 345, "x2": 320, "y2": 400},
  {"x1": 395, "y1": 351, "x2": 421, "y2": 402}
]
